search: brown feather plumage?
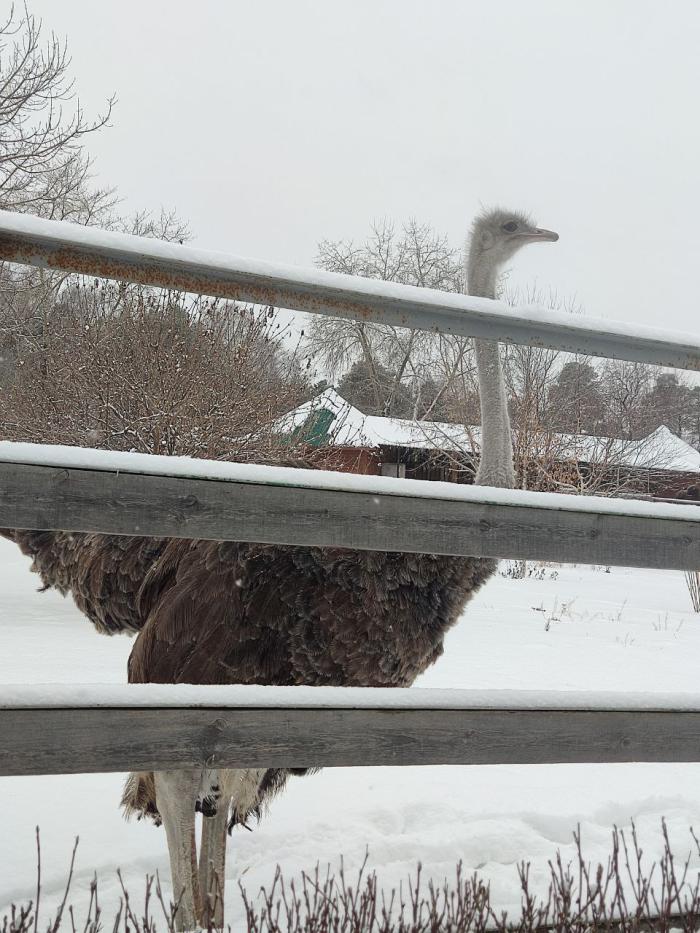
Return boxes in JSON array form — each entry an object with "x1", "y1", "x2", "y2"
[
  {"x1": 124, "y1": 538, "x2": 496, "y2": 823},
  {"x1": 5, "y1": 529, "x2": 166, "y2": 635},
  {"x1": 3, "y1": 523, "x2": 495, "y2": 823}
]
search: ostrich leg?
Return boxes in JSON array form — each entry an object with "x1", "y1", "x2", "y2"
[
  {"x1": 198, "y1": 798, "x2": 230, "y2": 928},
  {"x1": 155, "y1": 770, "x2": 202, "y2": 931}
]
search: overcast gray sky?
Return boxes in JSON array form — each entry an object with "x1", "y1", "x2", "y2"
[{"x1": 30, "y1": 1, "x2": 700, "y2": 334}]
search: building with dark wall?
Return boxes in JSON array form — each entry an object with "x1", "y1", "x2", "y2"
[{"x1": 276, "y1": 389, "x2": 700, "y2": 500}]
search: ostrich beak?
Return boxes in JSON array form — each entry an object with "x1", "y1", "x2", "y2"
[{"x1": 530, "y1": 227, "x2": 559, "y2": 242}]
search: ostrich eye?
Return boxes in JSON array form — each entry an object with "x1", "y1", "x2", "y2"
[{"x1": 502, "y1": 221, "x2": 518, "y2": 233}]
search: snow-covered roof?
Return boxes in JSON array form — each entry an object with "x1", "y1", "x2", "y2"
[{"x1": 274, "y1": 388, "x2": 700, "y2": 474}]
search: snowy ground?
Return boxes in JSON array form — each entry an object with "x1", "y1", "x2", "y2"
[{"x1": 2, "y1": 538, "x2": 700, "y2": 924}]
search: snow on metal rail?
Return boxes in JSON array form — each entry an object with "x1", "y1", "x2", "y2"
[
  {"x1": 0, "y1": 209, "x2": 699, "y2": 369},
  {"x1": 3, "y1": 684, "x2": 700, "y2": 775}
]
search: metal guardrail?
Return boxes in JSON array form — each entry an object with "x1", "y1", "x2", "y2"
[{"x1": 1, "y1": 209, "x2": 699, "y2": 369}]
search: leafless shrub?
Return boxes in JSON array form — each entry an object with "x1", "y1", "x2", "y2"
[
  {"x1": 0, "y1": 276, "x2": 321, "y2": 463},
  {"x1": 6, "y1": 821, "x2": 700, "y2": 932}
]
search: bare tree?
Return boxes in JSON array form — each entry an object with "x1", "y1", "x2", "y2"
[
  {"x1": 496, "y1": 291, "x2": 661, "y2": 501},
  {"x1": 599, "y1": 359, "x2": 655, "y2": 439},
  {"x1": 640, "y1": 372, "x2": 695, "y2": 440},
  {"x1": 0, "y1": 4, "x2": 115, "y2": 219},
  {"x1": 547, "y1": 359, "x2": 606, "y2": 435},
  {"x1": 310, "y1": 218, "x2": 470, "y2": 416}
]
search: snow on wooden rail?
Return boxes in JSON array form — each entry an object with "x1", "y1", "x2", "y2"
[
  {"x1": 0, "y1": 209, "x2": 699, "y2": 369},
  {"x1": 3, "y1": 684, "x2": 700, "y2": 776},
  {"x1": 1, "y1": 442, "x2": 699, "y2": 569}
]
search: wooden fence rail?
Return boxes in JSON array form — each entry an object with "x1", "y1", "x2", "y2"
[
  {"x1": 3, "y1": 686, "x2": 700, "y2": 776},
  {"x1": 1, "y1": 448, "x2": 699, "y2": 569}
]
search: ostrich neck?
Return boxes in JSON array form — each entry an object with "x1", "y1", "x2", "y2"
[{"x1": 468, "y1": 255, "x2": 515, "y2": 489}]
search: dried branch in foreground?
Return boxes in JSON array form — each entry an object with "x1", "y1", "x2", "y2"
[
  {"x1": 685, "y1": 571, "x2": 700, "y2": 613},
  {"x1": 5, "y1": 821, "x2": 700, "y2": 932}
]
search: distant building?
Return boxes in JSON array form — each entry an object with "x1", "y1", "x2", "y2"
[{"x1": 273, "y1": 388, "x2": 700, "y2": 500}]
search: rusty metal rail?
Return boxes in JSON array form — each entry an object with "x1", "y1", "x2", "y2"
[{"x1": 1, "y1": 210, "x2": 699, "y2": 369}]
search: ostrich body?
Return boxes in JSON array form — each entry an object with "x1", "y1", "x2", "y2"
[
  {"x1": 2, "y1": 531, "x2": 165, "y2": 634},
  {"x1": 2, "y1": 210, "x2": 557, "y2": 928}
]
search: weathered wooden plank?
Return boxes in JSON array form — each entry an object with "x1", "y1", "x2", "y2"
[
  {"x1": 0, "y1": 209, "x2": 699, "y2": 369},
  {"x1": 0, "y1": 460, "x2": 698, "y2": 569},
  {"x1": 3, "y1": 706, "x2": 700, "y2": 776}
]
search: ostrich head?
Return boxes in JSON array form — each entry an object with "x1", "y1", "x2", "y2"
[{"x1": 467, "y1": 209, "x2": 558, "y2": 294}]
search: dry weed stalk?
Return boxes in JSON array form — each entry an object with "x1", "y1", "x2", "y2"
[
  {"x1": 4, "y1": 821, "x2": 700, "y2": 932},
  {"x1": 685, "y1": 572, "x2": 700, "y2": 613}
]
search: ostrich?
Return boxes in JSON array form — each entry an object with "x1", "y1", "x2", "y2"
[{"x1": 1, "y1": 209, "x2": 557, "y2": 928}]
